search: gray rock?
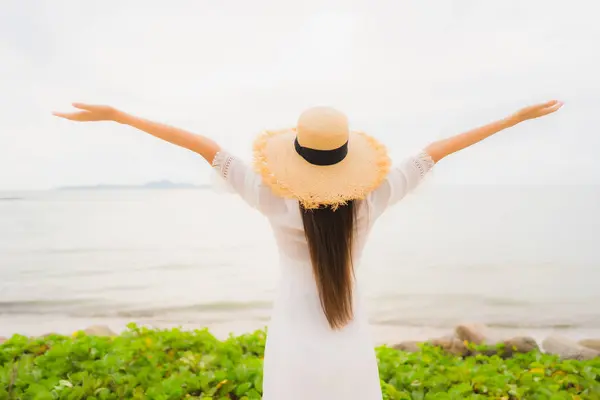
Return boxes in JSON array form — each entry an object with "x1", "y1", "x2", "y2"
[
  {"x1": 542, "y1": 335, "x2": 600, "y2": 360},
  {"x1": 488, "y1": 337, "x2": 540, "y2": 358},
  {"x1": 447, "y1": 339, "x2": 470, "y2": 356},
  {"x1": 504, "y1": 336, "x2": 539, "y2": 353},
  {"x1": 392, "y1": 340, "x2": 421, "y2": 352},
  {"x1": 431, "y1": 333, "x2": 540, "y2": 359},
  {"x1": 428, "y1": 337, "x2": 453, "y2": 348},
  {"x1": 578, "y1": 339, "x2": 600, "y2": 352},
  {"x1": 83, "y1": 325, "x2": 117, "y2": 337},
  {"x1": 432, "y1": 334, "x2": 457, "y2": 341},
  {"x1": 455, "y1": 323, "x2": 491, "y2": 345},
  {"x1": 429, "y1": 337, "x2": 470, "y2": 356}
]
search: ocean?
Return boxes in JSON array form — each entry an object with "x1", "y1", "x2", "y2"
[{"x1": 1, "y1": 185, "x2": 599, "y2": 344}]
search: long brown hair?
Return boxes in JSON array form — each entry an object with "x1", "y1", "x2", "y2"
[{"x1": 300, "y1": 201, "x2": 356, "y2": 329}]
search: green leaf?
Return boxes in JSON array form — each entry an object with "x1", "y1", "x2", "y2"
[{"x1": 235, "y1": 382, "x2": 252, "y2": 395}]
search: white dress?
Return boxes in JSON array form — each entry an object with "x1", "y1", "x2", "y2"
[{"x1": 212, "y1": 150, "x2": 435, "y2": 400}]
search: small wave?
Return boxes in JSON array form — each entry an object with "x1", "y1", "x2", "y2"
[
  {"x1": 0, "y1": 299, "x2": 102, "y2": 315},
  {"x1": 370, "y1": 316, "x2": 593, "y2": 330},
  {"x1": 487, "y1": 322, "x2": 578, "y2": 330},
  {"x1": 30, "y1": 248, "x2": 140, "y2": 255},
  {"x1": 90, "y1": 301, "x2": 273, "y2": 318},
  {"x1": 146, "y1": 263, "x2": 203, "y2": 271},
  {"x1": 372, "y1": 293, "x2": 532, "y2": 307},
  {"x1": 483, "y1": 297, "x2": 532, "y2": 307},
  {"x1": 0, "y1": 299, "x2": 272, "y2": 318}
]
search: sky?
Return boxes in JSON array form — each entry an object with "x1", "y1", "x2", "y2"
[{"x1": 1, "y1": 0, "x2": 599, "y2": 190}]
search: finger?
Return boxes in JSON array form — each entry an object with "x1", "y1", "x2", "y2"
[
  {"x1": 539, "y1": 102, "x2": 563, "y2": 116},
  {"x1": 545, "y1": 101, "x2": 564, "y2": 111},
  {"x1": 72, "y1": 103, "x2": 99, "y2": 112},
  {"x1": 52, "y1": 111, "x2": 92, "y2": 121},
  {"x1": 541, "y1": 99, "x2": 559, "y2": 108},
  {"x1": 52, "y1": 111, "x2": 75, "y2": 120}
]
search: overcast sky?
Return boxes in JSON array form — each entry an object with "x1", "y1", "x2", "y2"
[{"x1": 1, "y1": 0, "x2": 599, "y2": 190}]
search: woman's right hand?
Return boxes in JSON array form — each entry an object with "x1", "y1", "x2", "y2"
[
  {"x1": 52, "y1": 103, "x2": 122, "y2": 123},
  {"x1": 510, "y1": 100, "x2": 564, "y2": 124}
]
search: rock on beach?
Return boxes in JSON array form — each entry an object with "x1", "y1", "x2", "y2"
[
  {"x1": 83, "y1": 325, "x2": 117, "y2": 337},
  {"x1": 542, "y1": 336, "x2": 600, "y2": 361},
  {"x1": 578, "y1": 339, "x2": 600, "y2": 352},
  {"x1": 392, "y1": 323, "x2": 541, "y2": 358}
]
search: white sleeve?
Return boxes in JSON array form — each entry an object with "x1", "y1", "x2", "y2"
[
  {"x1": 212, "y1": 150, "x2": 284, "y2": 215},
  {"x1": 369, "y1": 150, "x2": 435, "y2": 216}
]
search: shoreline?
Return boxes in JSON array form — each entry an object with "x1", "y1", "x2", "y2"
[{"x1": 2, "y1": 315, "x2": 600, "y2": 347}]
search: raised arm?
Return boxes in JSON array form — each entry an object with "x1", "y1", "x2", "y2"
[
  {"x1": 425, "y1": 100, "x2": 564, "y2": 163},
  {"x1": 53, "y1": 103, "x2": 220, "y2": 164}
]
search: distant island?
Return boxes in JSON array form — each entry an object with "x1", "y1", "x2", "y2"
[{"x1": 58, "y1": 180, "x2": 209, "y2": 190}]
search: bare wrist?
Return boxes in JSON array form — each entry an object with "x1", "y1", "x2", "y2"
[
  {"x1": 502, "y1": 115, "x2": 521, "y2": 127},
  {"x1": 112, "y1": 109, "x2": 129, "y2": 124}
]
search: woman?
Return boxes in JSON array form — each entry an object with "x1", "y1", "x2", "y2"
[{"x1": 53, "y1": 99, "x2": 562, "y2": 399}]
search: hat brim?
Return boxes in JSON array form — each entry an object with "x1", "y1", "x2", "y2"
[{"x1": 253, "y1": 128, "x2": 391, "y2": 209}]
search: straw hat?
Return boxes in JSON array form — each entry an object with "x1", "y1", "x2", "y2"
[{"x1": 253, "y1": 107, "x2": 391, "y2": 209}]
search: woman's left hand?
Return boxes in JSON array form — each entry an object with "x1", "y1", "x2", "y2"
[{"x1": 53, "y1": 103, "x2": 120, "y2": 122}]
